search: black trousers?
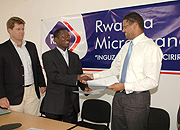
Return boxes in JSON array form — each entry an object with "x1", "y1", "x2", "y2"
[
  {"x1": 45, "y1": 105, "x2": 78, "y2": 124},
  {"x1": 111, "y1": 91, "x2": 150, "y2": 130}
]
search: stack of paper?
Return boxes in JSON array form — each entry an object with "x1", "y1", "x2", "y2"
[
  {"x1": 87, "y1": 76, "x2": 119, "y2": 87},
  {"x1": 73, "y1": 88, "x2": 107, "y2": 95},
  {"x1": 73, "y1": 76, "x2": 119, "y2": 95}
]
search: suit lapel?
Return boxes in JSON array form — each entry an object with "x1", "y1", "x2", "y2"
[
  {"x1": 54, "y1": 48, "x2": 68, "y2": 68},
  {"x1": 6, "y1": 40, "x2": 22, "y2": 65},
  {"x1": 68, "y1": 50, "x2": 72, "y2": 67}
]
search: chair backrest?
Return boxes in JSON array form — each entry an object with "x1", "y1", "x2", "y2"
[
  {"x1": 81, "y1": 99, "x2": 111, "y2": 124},
  {"x1": 148, "y1": 107, "x2": 170, "y2": 130}
]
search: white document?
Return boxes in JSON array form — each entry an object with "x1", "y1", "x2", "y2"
[
  {"x1": 87, "y1": 76, "x2": 119, "y2": 87},
  {"x1": 73, "y1": 88, "x2": 107, "y2": 95}
]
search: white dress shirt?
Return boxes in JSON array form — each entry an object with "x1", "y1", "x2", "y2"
[
  {"x1": 11, "y1": 39, "x2": 34, "y2": 85},
  {"x1": 94, "y1": 33, "x2": 163, "y2": 93},
  {"x1": 56, "y1": 46, "x2": 69, "y2": 66}
]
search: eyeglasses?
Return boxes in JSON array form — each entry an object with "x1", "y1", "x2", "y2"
[
  {"x1": 123, "y1": 23, "x2": 132, "y2": 29},
  {"x1": 60, "y1": 35, "x2": 71, "y2": 38}
]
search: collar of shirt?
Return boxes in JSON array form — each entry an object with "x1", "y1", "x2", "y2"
[
  {"x1": 56, "y1": 46, "x2": 68, "y2": 55},
  {"x1": 56, "y1": 46, "x2": 69, "y2": 66},
  {"x1": 10, "y1": 39, "x2": 26, "y2": 48},
  {"x1": 132, "y1": 33, "x2": 145, "y2": 46},
  {"x1": 10, "y1": 39, "x2": 34, "y2": 85}
]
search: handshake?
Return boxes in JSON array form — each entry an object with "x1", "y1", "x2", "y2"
[
  {"x1": 77, "y1": 74, "x2": 124, "y2": 92},
  {"x1": 77, "y1": 73, "x2": 94, "y2": 84}
]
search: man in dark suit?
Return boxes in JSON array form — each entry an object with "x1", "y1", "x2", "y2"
[
  {"x1": 178, "y1": 105, "x2": 180, "y2": 129},
  {"x1": 0, "y1": 17, "x2": 46, "y2": 116},
  {"x1": 42, "y1": 28, "x2": 91, "y2": 124}
]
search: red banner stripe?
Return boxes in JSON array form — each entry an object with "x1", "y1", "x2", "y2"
[{"x1": 83, "y1": 69, "x2": 180, "y2": 75}]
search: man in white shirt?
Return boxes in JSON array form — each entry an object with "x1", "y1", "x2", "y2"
[
  {"x1": 81, "y1": 12, "x2": 163, "y2": 130},
  {"x1": 0, "y1": 17, "x2": 46, "y2": 116}
]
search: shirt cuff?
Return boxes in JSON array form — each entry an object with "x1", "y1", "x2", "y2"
[{"x1": 124, "y1": 83, "x2": 133, "y2": 91}]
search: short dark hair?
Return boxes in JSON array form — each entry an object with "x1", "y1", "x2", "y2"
[
  {"x1": 53, "y1": 28, "x2": 67, "y2": 38},
  {"x1": 7, "y1": 17, "x2": 25, "y2": 30},
  {"x1": 123, "y1": 12, "x2": 144, "y2": 30}
]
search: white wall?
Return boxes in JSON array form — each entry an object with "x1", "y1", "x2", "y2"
[{"x1": 0, "y1": 0, "x2": 179, "y2": 129}]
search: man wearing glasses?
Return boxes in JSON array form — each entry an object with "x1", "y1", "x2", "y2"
[
  {"x1": 81, "y1": 12, "x2": 163, "y2": 130},
  {"x1": 42, "y1": 28, "x2": 91, "y2": 123}
]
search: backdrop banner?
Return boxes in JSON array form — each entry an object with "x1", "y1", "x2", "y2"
[{"x1": 41, "y1": 1, "x2": 180, "y2": 74}]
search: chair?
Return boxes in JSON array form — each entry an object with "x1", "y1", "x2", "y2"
[
  {"x1": 147, "y1": 107, "x2": 170, "y2": 130},
  {"x1": 77, "y1": 99, "x2": 111, "y2": 130}
]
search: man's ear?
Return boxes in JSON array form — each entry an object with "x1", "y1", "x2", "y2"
[
  {"x1": 133, "y1": 22, "x2": 138, "y2": 29},
  {"x1": 54, "y1": 37, "x2": 57, "y2": 42},
  {"x1": 7, "y1": 28, "x2": 11, "y2": 34}
]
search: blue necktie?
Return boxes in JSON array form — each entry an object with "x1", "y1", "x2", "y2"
[{"x1": 120, "y1": 41, "x2": 133, "y2": 83}]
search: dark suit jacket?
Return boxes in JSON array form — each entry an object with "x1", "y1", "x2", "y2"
[
  {"x1": 42, "y1": 48, "x2": 88, "y2": 115},
  {"x1": 0, "y1": 39, "x2": 46, "y2": 105},
  {"x1": 178, "y1": 105, "x2": 180, "y2": 124}
]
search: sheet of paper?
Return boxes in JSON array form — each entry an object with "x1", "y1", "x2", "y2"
[
  {"x1": 73, "y1": 88, "x2": 107, "y2": 95},
  {"x1": 87, "y1": 76, "x2": 119, "y2": 87}
]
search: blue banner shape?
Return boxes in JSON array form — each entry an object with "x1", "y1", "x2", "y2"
[{"x1": 81, "y1": 1, "x2": 180, "y2": 73}]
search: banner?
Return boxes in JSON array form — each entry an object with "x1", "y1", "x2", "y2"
[{"x1": 41, "y1": 1, "x2": 180, "y2": 74}]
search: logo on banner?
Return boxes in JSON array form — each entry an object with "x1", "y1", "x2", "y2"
[
  {"x1": 42, "y1": 1, "x2": 180, "y2": 74},
  {"x1": 45, "y1": 21, "x2": 81, "y2": 52}
]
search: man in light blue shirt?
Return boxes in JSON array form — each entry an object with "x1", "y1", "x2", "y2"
[{"x1": 81, "y1": 12, "x2": 163, "y2": 130}]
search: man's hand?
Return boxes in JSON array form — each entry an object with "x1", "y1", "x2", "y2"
[
  {"x1": 40, "y1": 87, "x2": 46, "y2": 94},
  {"x1": 0, "y1": 97, "x2": 10, "y2": 108},
  {"x1": 84, "y1": 87, "x2": 92, "y2": 96},
  {"x1": 81, "y1": 73, "x2": 94, "y2": 80},
  {"x1": 77, "y1": 73, "x2": 94, "y2": 81},
  {"x1": 107, "y1": 83, "x2": 125, "y2": 92},
  {"x1": 77, "y1": 73, "x2": 94, "y2": 84},
  {"x1": 84, "y1": 87, "x2": 92, "y2": 92}
]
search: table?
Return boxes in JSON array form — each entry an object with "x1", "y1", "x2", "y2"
[{"x1": 0, "y1": 110, "x2": 92, "y2": 130}]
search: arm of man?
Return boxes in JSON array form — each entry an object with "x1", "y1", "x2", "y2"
[
  {"x1": 79, "y1": 50, "x2": 123, "y2": 84},
  {"x1": 0, "y1": 46, "x2": 9, "y2": 108},
  {"x1": 79, "y1": 51, "x2": 122, "y2": 85},
  {"x1": 76, "y1": 56, "x2": 92, "y2": 92},
  {"x1": 77, "y1": 73, "x2": 93, "y2": 84},
  {"x1": 108, "y1": 83, "x2": 125, "y2": 92},
  {"x1": 32, "y1": 43, "x2": 46, "y2": 88}
]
